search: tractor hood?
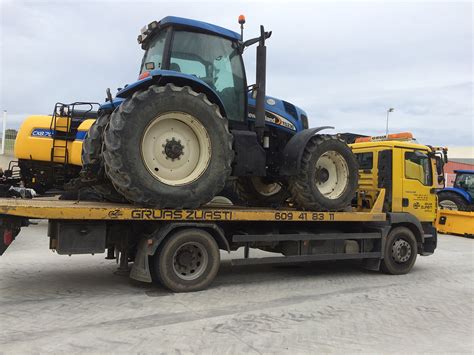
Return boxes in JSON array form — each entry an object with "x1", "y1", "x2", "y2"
[{"x1": 247, "y1": 93, "x2": 308, "y2": 133}]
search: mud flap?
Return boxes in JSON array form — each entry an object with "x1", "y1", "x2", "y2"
[
  {"x1": 0, "y1": 228, "x2": 14, "y2": 256},
  {"x1": 130, "y1": 238, "x2": 152, "y2": 283}
]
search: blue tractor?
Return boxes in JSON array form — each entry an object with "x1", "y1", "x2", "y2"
[
  {"x1": 81, "y1": 16, "x2": 358, "y2": 209},
  {"x1": 438, "y1": 170, "x2": 474, "y2": 211}
]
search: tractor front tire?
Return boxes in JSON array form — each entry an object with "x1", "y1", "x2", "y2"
[
  {"x1": 103, "y1": 84, "x2": 233, "y2": 208},
  {"x1": 289, "y1": 135, "x2": 358, "y2": 211}
]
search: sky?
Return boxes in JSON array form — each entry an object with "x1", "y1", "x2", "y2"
[{"x1": 0, "y1": 0, "x2": 472, "y2": 147}]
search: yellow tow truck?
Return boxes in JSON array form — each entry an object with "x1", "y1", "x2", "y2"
[{"x1": 0, "y1": 132, "x2": 440, "y2": 292}]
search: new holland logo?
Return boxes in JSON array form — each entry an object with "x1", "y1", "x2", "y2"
[{"x1": 248, "y1": 111, "x2": 296, "y2": 131}]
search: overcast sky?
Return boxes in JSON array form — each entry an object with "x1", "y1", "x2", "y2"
[{"x1": 1, "y1": 0, "x2": 472, "y2": 146}]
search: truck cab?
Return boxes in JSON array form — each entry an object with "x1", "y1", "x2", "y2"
[{"x1": 350, "y1": 132, "x2": 439, "y2": 223}]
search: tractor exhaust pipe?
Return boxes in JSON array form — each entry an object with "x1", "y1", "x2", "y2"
[{"x1": 255, "y1": 25, "x2": 269, "y2": 142}]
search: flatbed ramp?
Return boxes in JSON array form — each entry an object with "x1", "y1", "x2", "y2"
[{"x1": 0, "y1": 197, "x2": 386, "y2": 222}]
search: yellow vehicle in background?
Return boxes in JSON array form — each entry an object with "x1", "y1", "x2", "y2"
[
  {"x1": 348, "y1": 132, "x2": 474, "y2": 237},
  {"x1": 12, "y1": 103, "x2": 98, "y2": 192},
  {"x1": 349, "y1": 132, "x2": 442, "y2": 224}
]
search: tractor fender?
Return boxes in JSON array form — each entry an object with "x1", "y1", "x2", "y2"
[
  {"x1": 110, "y1": 69, "x2": 227, "y2": 117},
  {"x1": 438, "y1": 187, "x2": 472, "y2": 204},
  {"x1": 279, "y1": 126, "x2": 334, "y2": 176}
]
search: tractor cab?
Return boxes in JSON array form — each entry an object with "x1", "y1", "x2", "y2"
[
  {"x1": 134, "y1": 17, "x2": 246, "y2": 126},
  {"x1": 138, "y1": 17, "x2": 246, "y2": 123}
]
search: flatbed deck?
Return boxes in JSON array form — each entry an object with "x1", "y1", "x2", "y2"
[{"x1": 0, "y1": 196, "x2": 386, "y2": 222}]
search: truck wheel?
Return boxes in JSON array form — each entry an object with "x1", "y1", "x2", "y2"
[
  {"x1": 234, "y1": 177, "x2": 290, "y2": 207},
  {"x1": 103, "y1": 84, "x2": 233, "y2": 208},
  {"x1": 381, "y1": 226, "x2": 418, "y2": 275},
  {"x1": 81, "y1": 112, "x2": 110, "y2": 181},
  {"x1": 438, "y1": 191, "x2": 468, "y2": 211},
  {"x1": 152, "y1": 229, "x2": 220, "y2": 292},
  {"x1": 289, "y1": 135, "x2": 358, "y2": 211}
]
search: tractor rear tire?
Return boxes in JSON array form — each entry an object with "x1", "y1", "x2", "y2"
[
  {"x1": 103, "y1": 84, "x2": 233, "y2": 208},
  {"x1": 438, "y1": 191, "x2": 468, "y2": 211},
  {"x1": 81, "y1": 112, "x2": 110, "y2": 181},
  {"x1": 234, "y1": 177, "x2": 290, "y2": 207},
  {"x1": 80, "y1": 112, "x2": 126, "y2": 202},
  {"x1": 289, "y1": 135, "x2": 358, "y2": 211}
]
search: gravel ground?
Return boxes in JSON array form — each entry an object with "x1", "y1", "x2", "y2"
[{"x1": 1, "y1": 220, "x2": 473, "y2": 353}]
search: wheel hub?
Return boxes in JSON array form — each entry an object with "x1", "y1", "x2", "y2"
[
  {"x1": 391, "y1": 239, "x2": 412, "y2": 263},
  {"x1": 163, "y1": 138, "x2": 184, "y2": 161},
  {"x1": 141, "y1": 112, "x2": 212, "y2": 186},
  {"x1": 314, "y1": 151, "x2": 349, "y2": 199},
  {"x1": 316, "y1": 168, "x2": 330, "y2": 183},
  {"x1": 172, "y1": 242, "x2": 208, "y2": 281}
]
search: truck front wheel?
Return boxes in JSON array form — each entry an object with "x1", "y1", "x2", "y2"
[
  {"x1": 381, "y1": 226, "x2": 418, "y2": 275},
  {"x1": 152, "y1": 229, "x2": 220, "y2": 292}
]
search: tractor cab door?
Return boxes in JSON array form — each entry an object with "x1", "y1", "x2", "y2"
[
  {"x1": 401, "y1": 148, "x2": 437, "y2": 222},
  {"x1": 168, "y1": 30, "x2": 247, "y2": 123}
]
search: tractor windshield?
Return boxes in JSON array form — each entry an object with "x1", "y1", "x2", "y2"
[{"x1": 169, "y1": 31, "x2": 246, "y2": 122}]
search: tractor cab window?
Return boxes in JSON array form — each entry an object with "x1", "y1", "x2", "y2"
[
  {"x1": 141, "y1": 30, "x2": 167, "y2": 72},
  {"x1": 405, "y1": 151, "x2": 433, "y2": 186},
  {"x1": 170, "y1": 30, "x2": 245, "y2": 122},
  {"x1": 454, "y1": 173, "x2": 474, "y2": 198}
]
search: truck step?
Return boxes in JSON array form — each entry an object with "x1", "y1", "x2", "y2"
[
  {"x1": 231, "y1": 252, "x2": 382, "y2": 265},
  {"x1": 233, "y1": 232, "x2": 381, "y2": 242}
]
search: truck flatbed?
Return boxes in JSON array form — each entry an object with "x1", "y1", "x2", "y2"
[
  {"x1": 0, "y1": 196, "x2": 386, "y2": 222},
  {"x1": 0, "y1": 190, "x2": 437, "y2": 292}
]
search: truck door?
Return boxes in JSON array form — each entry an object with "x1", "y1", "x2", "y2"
[{"x1": 402, "y1": 149, "x2": 437, "y2": 221}]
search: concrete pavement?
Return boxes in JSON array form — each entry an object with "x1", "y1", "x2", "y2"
[{"x1": 1, "y1": 221, "x2": 473, "y2": 353}]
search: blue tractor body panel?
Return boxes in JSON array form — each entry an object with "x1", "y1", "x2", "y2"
[
  {"x1": 100, "y1": 70, "x2": 226, "y2": 114},
  {"x1": 247, "y1": 94, "x2": 307, "y2": 134},
  {"x1": 101, "y1": 71, "x2": 307, "y2": 137},
  {"x1": 438, "y1": 187, "x2": 472, "y2": 204}
]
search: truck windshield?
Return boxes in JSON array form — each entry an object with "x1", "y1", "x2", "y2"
[{"x1": 169, "y1": 30, "x2": 245, "y2": 122}]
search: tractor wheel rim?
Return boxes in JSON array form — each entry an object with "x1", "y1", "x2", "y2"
[
  {"x1": 439, "y1": 200, "x2": 458, "y2": 210},
  {"x1": 141, "y1": 112, "x2": 211, "y2": 186},
  {"x1": 251, "y1": 177, "x2": 283, "y2": 197},
  {"x1": 172, "y1": 242, "x2": 209, "y2": 281},
  {"x1": 315, "y1": 151, "x2": 349, "y2": 199},
  {"x1": 391, "y1": 239, "x2": 412, "y2": 263}
]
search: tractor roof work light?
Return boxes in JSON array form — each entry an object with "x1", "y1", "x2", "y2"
[{"x1": 138, "y1": 21, "x2": 159, "y2": 44}]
